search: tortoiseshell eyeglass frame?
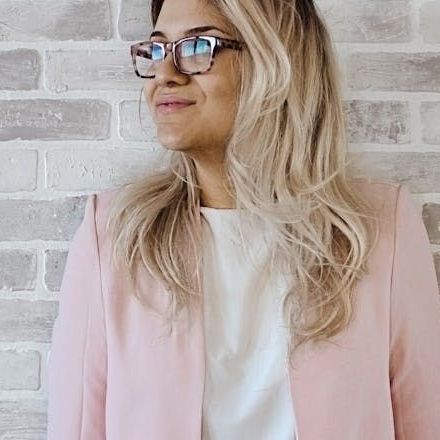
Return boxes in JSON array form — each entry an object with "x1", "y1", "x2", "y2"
[{"x1": 130, "y1": 35, "x2": 246, "y2": 78}]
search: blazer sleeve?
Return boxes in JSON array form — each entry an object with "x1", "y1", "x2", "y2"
[
  {"x1": 46, "y1": 194, "x2": 107, "y2": 439},
  {"x1": 389, "y1": 183, "x2": 440, "y2": 439}
]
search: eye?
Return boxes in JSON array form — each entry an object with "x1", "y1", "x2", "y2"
[{"x1": 150, "y1": 43, "x2": 164, "y2": 60}]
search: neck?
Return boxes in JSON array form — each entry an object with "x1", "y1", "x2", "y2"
[{"x1": 194, "y1": 160, "x2": 235, "y2": 209}]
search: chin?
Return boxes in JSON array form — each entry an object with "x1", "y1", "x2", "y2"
[{"x1": 157, "y1": 136, "x2": 191, "y2": 152}]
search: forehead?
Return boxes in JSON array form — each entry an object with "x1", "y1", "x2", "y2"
[{"x1": 153, "y1": 0, "x2": 233, "y2": 38}]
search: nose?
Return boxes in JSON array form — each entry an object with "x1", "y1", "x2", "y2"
[{"x1": 153, "y1": 49, "x2": 188, "y2": 84}]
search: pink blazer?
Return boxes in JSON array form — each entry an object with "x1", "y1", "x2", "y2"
[{"x1": 46, "y1": 178, "x2": 440, "y2": 439}]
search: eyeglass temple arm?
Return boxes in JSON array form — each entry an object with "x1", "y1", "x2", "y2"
[{"x1": 216, "y1": 38, "x2": 245, "y2": 50}]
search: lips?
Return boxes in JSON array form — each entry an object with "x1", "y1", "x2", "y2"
[
  {"x1": 154, "y1": 94, "x2": 196, "y2": 116},
  {"x1": 156, "y1": 95, "x2": 196, "y2": 106},
  {"x1": 156, "y1": 101, "x2": 195, "y2": 114}
]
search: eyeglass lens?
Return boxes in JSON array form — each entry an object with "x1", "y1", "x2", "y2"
[{"x1": 135, "y1": 38, "x2": 212, "y2": 77}]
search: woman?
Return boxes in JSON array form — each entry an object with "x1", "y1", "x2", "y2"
[{"x1": 46, "y1": 0, "x2": 440, "y2": 438}]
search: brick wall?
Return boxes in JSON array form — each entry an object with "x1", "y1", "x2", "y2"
[{"x1": 0, "y1": 0, "x2": 438, "y2": 437}]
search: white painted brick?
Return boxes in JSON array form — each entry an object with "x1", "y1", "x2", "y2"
[
  {"x1": 0, "y1": 197, "x2": 86, "y2": 241},
  {"x1": 0, "y1": 250, "x2": 37, "y2": 291},
  {"x1": 0, "y1": 99, "x2": 111, "y2": 141},
  {"x1": 420, "y1": 0, "x2": 440, "y2": 44},
  {"x1": 119, "y1": 100, "x2": 158, "y2": 142},
  {"x1": 0, "y1": 150, "x2": 37, "y2": 192},
  {"x1": 434, "y1": 253, "x2": 440, "y2": 285},
  {"x1": 0, "y1": 0, "x2": 111, "y2": 41},
  {"x1": 0, "y1": 299, "x2": 58, "y2": 342},
  {"x1": 0, "y1": 49, "x2": 41, "y2": 90},
  {"x1": 317, "y1": 0, "x2": 412, "y2": 43},
  {"x1": 421, "y1": 102, "x2": 440, "y2": 145},
  {"x1": 346, "y1": 52, "x2": 440, "y2": 92},
  {"x1": 345, "y1": 100, "x2": 410, "y2": 144},
  {"x1": 46, "y1": 149, "x2": 161, "y2": 191},
  {"x1": 0, "y1": 399, "x2": 47, "y2": 439},
  {"x1": 119, "y1": 0, "x2": 153, "y2": 41},
  {"x1": 423, "y1": 203, "x2": 440, "y2": 245},
  {"x1": 44, "y1": 250, "x2": 68, "y2": 292},
  {"x1": 46, "y1": 50, "x2": 141, "y2": 92},
  {"x1": 0, "y1": 350, "x2": 40, "y2": 390}
]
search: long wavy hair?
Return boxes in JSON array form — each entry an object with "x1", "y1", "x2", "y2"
[{"x1": 107, "y1": 0, "x2": 381, "y2": 365}]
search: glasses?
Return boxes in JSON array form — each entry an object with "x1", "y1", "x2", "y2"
[{"x1": 130, "y1": 35, "x2": 245, "y2": 78}]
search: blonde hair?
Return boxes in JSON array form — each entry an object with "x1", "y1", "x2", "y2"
[{"x1": 107, "y1": 0, "x2": 380, "y2": 365}]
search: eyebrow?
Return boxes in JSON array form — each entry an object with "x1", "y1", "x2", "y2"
[{"x1": 149, "y1": 25, "x2": 228, "y2": 39}]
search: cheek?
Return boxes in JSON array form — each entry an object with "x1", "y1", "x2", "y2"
[{"x1": 203, "y1": 78, "x2": 237, "y2": 121}]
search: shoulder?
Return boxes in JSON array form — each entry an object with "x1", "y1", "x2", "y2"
[
  {"x1": 94, "y1": 186, "x2": 124, "y2": 221},
  {"x1": 349, "y1": 176, "x2": 401, "y2": 207},
  {"x1": 347, "y1": 177, "x2": 412, "y2": 248},
  {"x1": 81, "y1": 186, "x2": 126, "y2": 242},
  {"x1": 348, "y1": 177, "x2": 410, "y2": 225},
  {"x1": 350, "y1": 177, "x2": 421, "y2": 215}
]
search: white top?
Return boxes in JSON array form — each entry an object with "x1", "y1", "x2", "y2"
[{"x1": 200, "y1": 206, "x2": 298, "y2": 440}]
